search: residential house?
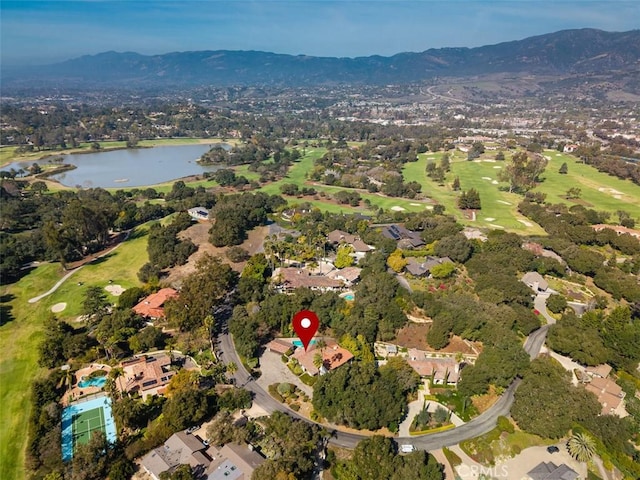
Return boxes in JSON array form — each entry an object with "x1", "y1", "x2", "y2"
[
  {"x1": 327, "y1": 266, "x2": 361, "y2": 286},
  {"x1": 563, "y1": 144, "x2": 579, "y2": 153},
  {"x1": 326, "y1": 229, "x2": 374, "y2": 259},
  {"x1": 407, "y1": 349, "x2": 460, "y2": 385},
  {"x1": 187, "y1": 206, "x2": 209, "y2": 221},
  {"x1": 141, "y1": 431, "x2": 209, "y2": 480},
  {"x1": 585, "y1": 376, "x2": 626, "y2": 415},
  {"x1": 292, "y1": 339, "x2": 354, "y2": 376},
  {"x1": 265, "y1": 338, "x2": 292, "y2": 355},
  {"x1": 116, "y1": 354, "x2": 175, "y2": 398},
  {"x1": 206, "y1": 444, "x2": 266, "y2": 480},
  {"x1": 585, "y1": 364, "x2": 612, "y2": 379},
  {"x1": 274, "y1": 267, "x2": 343, "y2": 293},
  {"x1": 380, "y1": 224, "x2": 425, "y2": 249},
  {"x1": 591, "y1": 224, "x2": 640, "y2": 240},
  {"x1": 527, "y1": 462, "x2": 578, "y2": 480},
  {"x1": 405, "y1": 256, "x2": 452, "y2": 277},
  {"x1": 133, "y1": 288, "x2": 178, "y2": 320},
  {"x1": 521, "y1": 272, "x2": 549, "y2": 293},
  {"x1": 141, "y1": 431, "x2": 265, "y2": 480}
]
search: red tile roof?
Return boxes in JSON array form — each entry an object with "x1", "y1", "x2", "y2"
[{"x1": 133, "y1": 288, "x2": 178, "y2": 318}]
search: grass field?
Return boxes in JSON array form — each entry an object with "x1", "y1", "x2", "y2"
[
  {"x1": 402, "y1": 149, "x2": 640, "y2": 234},
  {"x1": 0, "y1": 225, "x2": 149, "y2": 480}
]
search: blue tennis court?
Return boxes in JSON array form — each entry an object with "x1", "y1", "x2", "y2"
[{"x1": 61, "y1": 394, "x2": 116, "y2": 461}]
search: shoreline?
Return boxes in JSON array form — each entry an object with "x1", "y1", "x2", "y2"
[{"x1": 0, "y1": 137, "x2": 231, "y2": 169}]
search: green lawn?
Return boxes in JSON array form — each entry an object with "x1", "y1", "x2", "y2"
[
  {"x1": 533, "y1": 151, "x2": 640, "y2": 219},
  {"x1": 403, "y1": 153, "x2": 546, "y2": 234},
  {"x1": 402, "y1": 149, "x2": 640, "y2": 234},
  {"x1": 0, "y1": 225, "x2": 149, "y2": 480}
]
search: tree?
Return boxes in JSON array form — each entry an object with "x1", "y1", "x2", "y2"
[
  {"x1": 206, "y1": 410, "x2": 248, "y2": 446},
  {"x1": 430, "y1": 261, "x2": 455, "y2": 279},
  {"x1": 567, "y1": 432, "x2": 596, "y2": 462},
  {"x1": 162, "y1": 387, "x2": 212, "y2": 431},
  {"x1": 434, "y1": 234, "x2": 472, "y2": 263},
  {"x1": 451, "y1": 176, "x2": 461, "y2": 191},
  {"x1": 559, "y1": 162, "x2": 568, "y2": 174},
  {"x1": 386, "y1": 249, "x2": 407, "y2": 273},
  {"x1": 164, "y1": 254, "x2": 238, "y2": 332},
  {"x1": 160, "y1": 464, "x2": 195, "y2": 480},
  {"x1": 82, "y1": 286, "x2": 109, "y2": 320},
  {"x1": 458, "y1": 188, "x2": 481, "y2": 210},
  {"x1": 334, "y1": 244, "x2": 355, "y2": 269},
  {"x1": 546, "y1": 294, "x2": 567, "y2": 314},
  {"x1": 498, "y1": 151, "x2": 547, "y2": 193},
  {"x1": 566, "y1": 187, "x2": 582, "y2": 199}
]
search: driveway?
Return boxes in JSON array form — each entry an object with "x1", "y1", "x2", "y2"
[
  {"x1": 546, "y1": 349, "x2": 582, "y2": 386},
  {"x1": 399, "y1": 386, "x2": 464, "y2": 437},
  {"x1": 534, "y1": 292, "x2": 556, "y2": 325},
  {"x1": 495, "y1": 445, "x2": 586, "y2": 480},
  {"x1": 256, "y1": 350, "x2": 313, "y2": 397}
]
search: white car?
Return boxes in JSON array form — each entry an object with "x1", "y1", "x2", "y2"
[{"x1": 400, "y1": 444, "x2": 416, "y2": 453}]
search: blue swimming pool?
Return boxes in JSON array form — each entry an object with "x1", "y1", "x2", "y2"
[
  {"x1": 292, "y1": 339, "x2": 317, "y2": 348},
  {"x1": 343, "y1": 294, "x2": 355, "y2": 301},
  {"x1": 78, "y1": 376, "x2": 107, "y2": 388}
]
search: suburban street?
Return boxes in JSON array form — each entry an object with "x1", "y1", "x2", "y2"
[{"x1": 216, "y1": 294, "x2": 552, "y2": 450}]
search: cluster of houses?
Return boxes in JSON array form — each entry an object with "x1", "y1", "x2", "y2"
[
  {"x1": 267, "y1": 338, "x2": 355, "y2": 376},
  {"x1": 141, "y1": 431, "x2": 264, "y2": 480}
]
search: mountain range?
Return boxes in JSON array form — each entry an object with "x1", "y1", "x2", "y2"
[{"x1": 3, "y1": 28, "x2": 639, "y2": 89}]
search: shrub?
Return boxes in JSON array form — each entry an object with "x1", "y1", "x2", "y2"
[
  {"x1": 268, "y1": 384, "x2": 284, "y2": 403},
  {"x1": 290, "y1": 403, "x2": 301, "y2": 412}
]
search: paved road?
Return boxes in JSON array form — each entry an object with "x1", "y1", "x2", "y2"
[
  {"x1": 217, "y1": 297, "x2": 552, "y2": 450},
  {"x1": 534, "y1": 292, "x2": 556, "y2": 325}
]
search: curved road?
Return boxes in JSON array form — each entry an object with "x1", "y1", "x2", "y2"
[{"x1": 217, "y1": 300, "x2": 552, "y2": 450}]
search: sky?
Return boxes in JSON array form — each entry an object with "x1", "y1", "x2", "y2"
[{"x1": 1, "y1": 0, "x2": 639, "y2": 66}]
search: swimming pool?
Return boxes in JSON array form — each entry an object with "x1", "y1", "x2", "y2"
[
  {"x1": 292, "y1": 339, "x2": 317, "y2": 348},
  {"x1": 343, "y1": 294, "x2": 355, "y2": 301},
  {"x1": 78, "y1": 376, "x2": 107, "y2": 388}
]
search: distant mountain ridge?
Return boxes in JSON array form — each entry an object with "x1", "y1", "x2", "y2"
[{"x1": 3, "y1": 28, "x2": 639, "y2": 88}]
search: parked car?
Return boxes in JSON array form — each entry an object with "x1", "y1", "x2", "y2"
[{"x1": 547, "y1": 445, "x2": 559, "y2": 453}]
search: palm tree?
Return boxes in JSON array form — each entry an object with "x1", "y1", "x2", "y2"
[
  {"x1": 567, "y1": 431, "x2": 596, "y2": 462},
  {"x1": 313, "y1": 352, "x2": 324, "y2": 370}
]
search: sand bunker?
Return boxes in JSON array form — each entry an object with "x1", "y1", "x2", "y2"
[
  {"x1": 489, "y1": 224, "x2": 505, "y2": 229},
  {"x1": 105, "y1": 284, "x2": 125, "y2": 296},
  {"x1": 425, "y1": 205, "x2": 434, "y2": 210},
  {"x1": 493, "y1": 166, "x2": 502, "y2": 169},
  {"x1": 483, "y1": 159, "x2": 496, "y2": 163},
  {"x1": 51, "y1": 302, "x2": 67, "y2": 313},
  {"x1": 518, "y1": 219, "x2": 534, "y2": 227},
  {"x1": 410, "y1": 203, "x2": 421, "y2": 206},
  {"x1": 613, "y1": 195, "x2": 622, "y2": 199},
  {"x1": 484, "y1": 217, "x2": 496, "y2": 222},
  {"x1": 482, "y1": 176, "x2": 492, "y2": 180},
  {"x1": 491, "y1": 180, "x2": 499, "y2": 184},
  {"x1": 391, "y1": 206, "x2": 406, "y2": 212},
  {"x1": 496, "y1": 200, "x2": 511, "y2": 205}
]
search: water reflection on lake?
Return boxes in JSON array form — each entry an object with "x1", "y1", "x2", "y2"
[{"x1": 8, "y1": 144, "x2": 227, "y2": 188}]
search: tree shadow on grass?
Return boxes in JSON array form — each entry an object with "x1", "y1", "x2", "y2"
[
  {"x1": 0, "y1": 301, "x2": 15, "y2": 326},
  {"x1": 88, "y1": 252, "x2": 116, "y2": 266},
  {"x1": 127, "y1": 228, "x2": 149, "y2": 240}
]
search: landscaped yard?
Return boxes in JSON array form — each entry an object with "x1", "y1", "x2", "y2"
[{"x1": 0, "y1": 224, "x2": 149, "y2": 480}]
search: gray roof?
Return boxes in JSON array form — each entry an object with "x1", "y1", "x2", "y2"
[
  {"x1": 527, "y1": 462, "x2": 578, "y2": 480},
  {"x1": 141, "y1": 432, "x2": 207, "y2": 479},
  {"x1": 521, "y1": 271, "x2": 549, "y2": 291}
]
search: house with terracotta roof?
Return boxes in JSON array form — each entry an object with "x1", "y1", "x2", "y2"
[
  {"x1": 116, "y1": 354, "x2": 175, "y2": 398},
  {"x1": 133, "y1": 288, "x2": 178, "y2": 319},
  {"x1": 591, "y1": 224, "x2": 640, "y2": 239},
  {"x1": 292, "y1": 339, "x2": 354, "y2": 376},
  {"x1": 407, "y1": 349, "x2": 460, "y2": 385},
  {"x1": 585, "y1": 376, "x2": 626, "y2": 416}
]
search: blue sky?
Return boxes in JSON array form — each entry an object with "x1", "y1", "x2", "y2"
[{"x1": 1, "y1": 1, "x2": 639, "y2": 65}]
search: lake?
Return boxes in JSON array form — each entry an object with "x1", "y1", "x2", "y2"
[{"x1": 7, "y1": 143, "x2": 228, "y2": 188}]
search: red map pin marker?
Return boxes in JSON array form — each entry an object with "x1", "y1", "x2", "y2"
[{"x1": 292, "y1": 310, "x2": 319, "y2": 351}]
